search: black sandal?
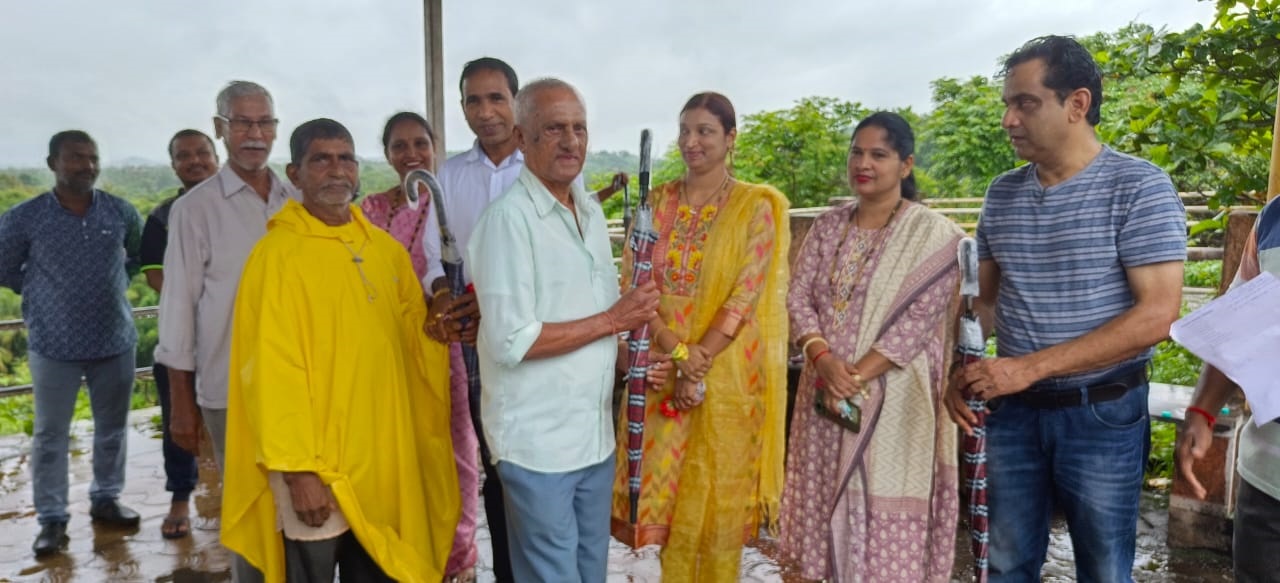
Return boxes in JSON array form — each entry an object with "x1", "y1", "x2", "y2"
[{"x1": 161, "y1": 515, "x2": 190, "y2": 539}]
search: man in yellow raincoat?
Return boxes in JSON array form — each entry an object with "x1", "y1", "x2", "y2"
[{"x1": 221, "y1": 117, "x2": 459, "y2": 582}]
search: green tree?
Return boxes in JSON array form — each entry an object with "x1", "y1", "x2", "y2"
[
  {"x1": 1103, "y1": 0, "x2": 1278, "y2": 212},
  {"x1": 916, "y1": 76, "x2": 1017, "y2": 198},
  {"x1": 734, "y1": 97, "x2": 870, "y2": 208}
]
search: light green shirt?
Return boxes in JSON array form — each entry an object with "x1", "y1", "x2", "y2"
[{"x1": 467, "y1": 167, "x2": 620, "y2": 473}]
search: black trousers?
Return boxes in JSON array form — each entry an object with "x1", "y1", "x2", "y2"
[
  {"x1": 153, "y1": 362, "x2": 198, "y2": 501},
  {"x1": 470, "y1": 378, "x2": 514, "y2": 583},
  {"x1": 1235, "y1": 478, "x2": 1280, "y2": 583}
]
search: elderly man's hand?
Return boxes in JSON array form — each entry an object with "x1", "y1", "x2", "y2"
[
  {"x1": 283, "y1": 472, "x2": 338, "y2": 528},
  {"x1": 169, "y1": 401, "x2": 203, "y2": 455},
  {"x1": 959, "y1": 356, "x2": 1038, "y2": 400},
  {"x1": 608, "y1": 281, "x2": 660, "y2": 332}
]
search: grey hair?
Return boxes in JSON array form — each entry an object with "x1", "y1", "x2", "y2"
[
  {"x1": 215, "y1": 80, "x2": 274, "y2": 118},
  {"x1": 513, "y1": 77, "x2": 585, "y2": 128}
]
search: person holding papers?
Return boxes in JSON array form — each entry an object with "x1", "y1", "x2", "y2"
[{"x1": 1178, "y1": 197, "x2": 1280, "y2": 583}]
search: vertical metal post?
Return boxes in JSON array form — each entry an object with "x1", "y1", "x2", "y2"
[{"x1": 424, "y1": 0, "x2": 446, "y2": 165}]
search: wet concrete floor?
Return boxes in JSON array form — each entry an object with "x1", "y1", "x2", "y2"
[{"x1": 0, "y1": 408, "x2": 1232, "y2": 581}]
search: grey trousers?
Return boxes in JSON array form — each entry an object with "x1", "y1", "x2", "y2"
[
  {"x1": 284, "y1": 531, "x2": 393, "y2": 583},
  {"x1": 200, "y1": 405, "x2": 230, "y2": 471},
  {"x1": 1235, "y1": 478, "x2": 1280, "y2": 583},
  {"x1": 202, "y1": 406, "x2": 264, "y2": 583}
]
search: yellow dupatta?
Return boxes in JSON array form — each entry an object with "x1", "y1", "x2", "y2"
[{"x1": 689, "y1": 181, "x2": 791, "y2": 529}]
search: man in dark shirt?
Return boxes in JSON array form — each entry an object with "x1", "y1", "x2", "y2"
[
  {"x1": 0, "y1": 131, "x2": 144, "y2": 556},
  {"x1": 139, "y1": 129, "x2": 218, "y2": 539}
]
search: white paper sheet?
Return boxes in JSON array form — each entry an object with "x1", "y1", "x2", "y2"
[{"x1": 1170, "y1": 271, "x2": 1280, "y2": 426}]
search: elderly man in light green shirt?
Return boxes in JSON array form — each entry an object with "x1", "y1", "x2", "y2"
[{"x1": 467, "y1": 77, "x2": 658, "y2": 582}]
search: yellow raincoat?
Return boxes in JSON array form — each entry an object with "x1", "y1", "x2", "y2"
[{"x1": 222, "y1": 199, "x2": 459, "y2": 582}]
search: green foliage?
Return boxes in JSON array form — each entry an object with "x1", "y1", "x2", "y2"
[
  {"x1": 0, "y1": 381, "x2": 158, "y2": 436},
  {"x1": 1183, "y1": 260, "x2": 1223, "y2": 288},
  {"x1": 1147, "y1": 420, "x2": 1178, "y2": 485},
  {"x1": 1141, "y1": 300, "x2": 1208, "y2": 487},
  {"x1": 734, "y1": 97, "x2": 870, "y2": 208},
  {"x1": 359, "y1": 160, "x2": 400, "y2": 196},
  {"x1": 916, "y1": 77, "x2": 1018, "y2": 198},
  {"x1": 1152, "y1": 340, "x2": 1203, "y2": 386},
  {"x1": 0, "y1": 391, "x2": 34, "y2": 434},
  {"x1": 1101, "y1": 2, "x2": 1278, "y2": 208}
]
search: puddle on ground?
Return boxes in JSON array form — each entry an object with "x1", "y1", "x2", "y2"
[{"x1": 0, "y1": 409, "x2": 1233, "y2": 581}]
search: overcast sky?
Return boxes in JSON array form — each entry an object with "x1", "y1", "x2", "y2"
[{"x1": 0, "y1": 0, "x2": 1216, "y2": 167}]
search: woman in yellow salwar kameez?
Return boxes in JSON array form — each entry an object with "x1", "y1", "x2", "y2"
[{"x1": 611, "y1": 91, "x2": 790, "y2": 582}]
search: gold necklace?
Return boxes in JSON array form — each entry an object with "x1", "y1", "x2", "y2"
[
  {"x1": 827, "y1": 198, "x2": 904, "y2": 310},
  {"x1": 680, "y1": 171, "x2": 733, "y2": 208}
]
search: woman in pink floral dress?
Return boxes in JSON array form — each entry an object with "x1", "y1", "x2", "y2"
[{"x1": 781, "y1": 112, "x2": 963, "y2": 582}]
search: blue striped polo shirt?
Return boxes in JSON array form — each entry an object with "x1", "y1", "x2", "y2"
[{"x1": 976, "y1": 146, "x2": 1187, "y2": 386}]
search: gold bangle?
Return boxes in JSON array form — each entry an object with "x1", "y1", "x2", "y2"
[{"x1": 433, "y1": 287, "x2": 451, "y2": 298}]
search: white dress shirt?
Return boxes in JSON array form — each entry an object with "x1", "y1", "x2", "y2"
[
  {"x1": 439, "y1": 141, "x2": 586, "y2": 282},
  {"x1": 467, "y1": 167, "x2": 620, "y2": 473},
  {"x1": 154, "y1": 164, "x2": 297, "y2": 409}
]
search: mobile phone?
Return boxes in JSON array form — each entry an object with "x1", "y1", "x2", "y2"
[{"x1": 814, "y1": 387, "x2": 861, "y2": 433}]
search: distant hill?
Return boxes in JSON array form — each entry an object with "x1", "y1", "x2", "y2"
[{"x1": 0, "y1": 149, "x2": 654, "y2": 218}]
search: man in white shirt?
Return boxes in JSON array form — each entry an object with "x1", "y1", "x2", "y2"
[
  {"x1": 468, "y1": 78, "x2": 657, "y2": 582},
  {"x1": 438, "y1": 57, "x2": 625, "y2": 582},
  {"x1": 155, "y1": 80, "x2": 296, "y2": 582}
]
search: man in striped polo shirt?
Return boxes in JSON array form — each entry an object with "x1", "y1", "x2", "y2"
[
  {"x1": 1178, "y1": 198, "x2": 1280, "y2": 582},
  {"x1": 946, "y1": 35, "x2": 1186, "y2": 582}
]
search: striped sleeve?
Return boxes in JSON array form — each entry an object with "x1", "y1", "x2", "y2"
[{"x1": 1117, "y1": 172, "x2": 1186, "y2": 267}]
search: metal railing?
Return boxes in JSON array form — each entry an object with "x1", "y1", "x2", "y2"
[
  {"x1": 0, "y1": 195, "x2": 1236, "y2": 398},
  {"x1": 0, "y1": 306, "x2": 158, "y2": 397}
]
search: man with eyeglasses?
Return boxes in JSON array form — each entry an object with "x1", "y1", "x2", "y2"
[{"x1": 155, "y1": 80, "x2": 297, "y2": 582}]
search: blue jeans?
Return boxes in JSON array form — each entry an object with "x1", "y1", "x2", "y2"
[
  {"x1": 153, "y1": 362, "x2": 197, "y2": 502},
  {"x1": 497, "y1": 457, "x2": 613, "y2": 583},
  {"x1": 29, "y1": 349, "x2": 136, "y2": 524},
  {"x1": 985, "y1": 382, "x2": 1149, "y2": 583}
]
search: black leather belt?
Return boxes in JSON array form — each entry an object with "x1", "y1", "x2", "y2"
[{"x1": 1017, "y1": 368, "x2": 1148, "y2": 409}]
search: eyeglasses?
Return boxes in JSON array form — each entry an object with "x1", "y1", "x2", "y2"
[{"x1": 217, "y1": 116, "x2": 280, "y2": 134}]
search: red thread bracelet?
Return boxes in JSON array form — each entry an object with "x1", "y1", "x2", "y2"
[
  {"x1": 1186, "y1": 406, "x2": 1216, "y2": 428},
  {"x1": 810, "y1": 348, "x2": 831, "y2": 366}
]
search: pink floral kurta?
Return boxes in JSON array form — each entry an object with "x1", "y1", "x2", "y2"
[{"x1": 781, "y1": 202, "x2": 961, "y2": 582}]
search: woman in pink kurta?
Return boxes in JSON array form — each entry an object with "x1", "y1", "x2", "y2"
[
  {"x1": 780, "y1": 112, "x2": 963, "y2": 582},
  {"x1": 362, "y1": 112, "x2": 479, "y2": 582}
]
